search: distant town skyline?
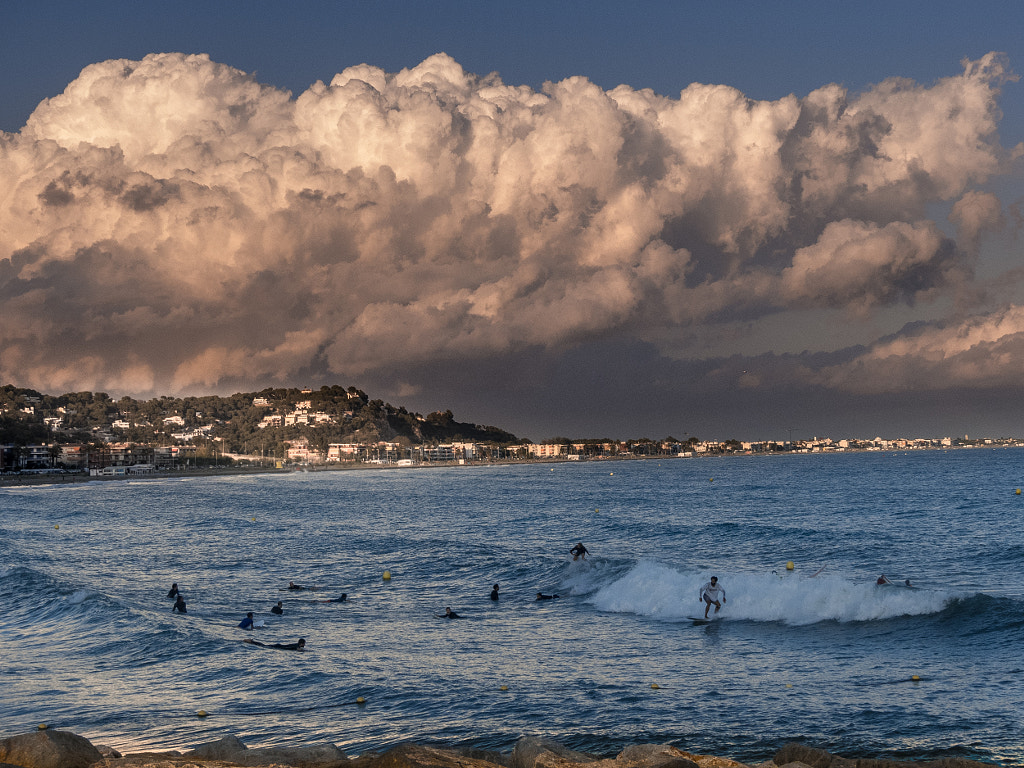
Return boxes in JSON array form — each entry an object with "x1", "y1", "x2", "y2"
[{"x1": 3, "y1": 3, "x2": 1024, "y2": 442}]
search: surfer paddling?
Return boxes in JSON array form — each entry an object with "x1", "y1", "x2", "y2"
[{"x1": 699, "y1": 576, "x2": 726, "y2": 618}]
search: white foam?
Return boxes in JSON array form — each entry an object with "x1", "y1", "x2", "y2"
[{"x1": 587, "y1": 561, "x2": 956, "y2": 625}]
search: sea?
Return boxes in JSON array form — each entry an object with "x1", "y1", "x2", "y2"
[{"x1": 2, "y1": 449, "x2": 1023, "y2": 764}]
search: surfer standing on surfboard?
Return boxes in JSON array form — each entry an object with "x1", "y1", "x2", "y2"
[{"x1": 699, "y1": 576, "x2": 726, "y2": 618}]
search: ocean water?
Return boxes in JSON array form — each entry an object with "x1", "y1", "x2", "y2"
[{"x1": 2, "y1": 450, "x2": 1023, "y2": 764}]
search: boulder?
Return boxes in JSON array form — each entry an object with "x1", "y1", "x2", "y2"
[
  {"x1": 510, "y1": 737, "x2": 598, "y2": 768},
  {"x1": 367, "y1": 743, "x2": 505, "y2": 768},
  {"x1": 181, "y1": 734, "x2": 348, "y2": 767},
  {"x1": 614, "y1": 744, "x2": 721, "y2": 768},
  {"x1": 774, "y1": 746, "x2": 833, "y2": 768},
  {"x1": 236, "y1": 743, "x2": 349, "y2": 767},
  {"x1": 184, "y1": 734, "x2": 248, "y2": 761},
  {"x1": 0, "y1": 730, "x2": 104, "y2": 768}
]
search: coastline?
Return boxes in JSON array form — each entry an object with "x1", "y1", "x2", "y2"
[
  {"x1": 0, "y1": 729, "x2": 1007, "y2": 768},
  {"x1": 2, "y1": 442, "x2": 1010, "y2": 489}
]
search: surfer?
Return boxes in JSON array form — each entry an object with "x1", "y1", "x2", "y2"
[
  {"x1": 536, "y1": 592, "x2": 560, "y2": 600},
  {"x1": 490, "y1": 584, "x2": 500, "y2": 601},
  {"x1": 288, "y1": 581, "x2": 304, "y2": 590},
  {"x1": 322, "y1": 594, "x2": 348, "y2": 603},
  {"x1": 238, "y1": 612, "x2": 255, "y2": 630},
  {"x1": 876, "y1": 574, "x2": 892, "y2": 585},
  {"x1": 271, "y1": 601, "x2": 284, "y2": 614},
  {"x1": 244, "y1": 638, "x2": 306, "y2": 651},
  {"x1": 167, "y1": 582, "x2": 179, "y2": 598},
  {"x1": 699, "y1": 576, "x2": 726, "y2": 618},
  {"x1": 570, "y1": 543, "x2": 589, "y2": 561},
  {"x1": 444, "y1": 607, "x2": 462, "y2": 618},
  {"x1": 172, "y1": 594, "x2": 187, "y2": 614}
]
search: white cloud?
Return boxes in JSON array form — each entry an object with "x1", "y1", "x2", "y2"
[{"x1": 0, "y1": 51, "x2": 1018, "y2": 398}]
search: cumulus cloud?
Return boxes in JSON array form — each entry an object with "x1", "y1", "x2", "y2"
[{"x1": 0, "y1": 51, "x2": 1020, "y2": 401}]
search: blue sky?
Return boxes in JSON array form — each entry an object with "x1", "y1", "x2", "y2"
[
  {"x1": 6, "y1": 1, "x2": 1023, "y2": 135},
  {"x1": 3, "y1": 2, "x2": 1024, "y2": 441}
]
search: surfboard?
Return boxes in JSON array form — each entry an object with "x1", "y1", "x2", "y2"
[{"x1": 688, "y1": 616, "x2": 717, "y2": 625}]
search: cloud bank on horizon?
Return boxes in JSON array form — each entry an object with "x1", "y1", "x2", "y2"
[{"x1": 1, "y1": 51, "x2": 1023, "y2": 431}]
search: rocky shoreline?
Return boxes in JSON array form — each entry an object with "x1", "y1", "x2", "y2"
[{"x1": 0, "y1": 730, "x2": 1003, "y2": 768}]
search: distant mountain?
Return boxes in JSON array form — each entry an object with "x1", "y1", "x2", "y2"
[{"x1": 0, "y1": 383, "x2": 520, "y2": 452}]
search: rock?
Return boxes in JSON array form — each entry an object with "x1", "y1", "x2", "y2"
[
  {"x1": 236, "y1": 743, "x2": 349, "y2": 767},
  {"x1": 96, "y1": 745, "x2": 123, "y2": 759},
  {"x1": 458, "y1": 748, "x2": 510, "y2": 768},
  {"x1": 510, "y1": 737, "x2": 598, "y2": 768},
  {"x1": 774, "y1": 745, "x2": 833, "y2": 768},
  {"x1": 184, "y1": 734, "x2": 248, "y2": 761},
  {"x1": 367, "y1": 743, "x2": 505, "y2": 768},
  {"x1": 0, "y1": 730, "x2": 104, "y2": 768}
]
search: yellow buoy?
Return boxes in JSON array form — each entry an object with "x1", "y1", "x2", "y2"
[
  {"x1": 252, "y1": 517, "x2": 256, "y2": 521},
  {"x1": 54, "y1": 524, "x2": 59, "y2": 529},
  {"x1": 356, "y1": 696, "x2": 366, "y2": 705},
  {"x1": 709, "y1": 478, "x2": 713, "y2": 482},
  {"x1": 786, "y1": 561, "x2": 794, "y2": 570},
  {"x1": 911, "y1": 675, "x2": 920, "y2": 681},
  {"x1": 500, "y1": 685, "x2": 508, "y2": 691},
  {"x1": 650, "y1": 683, "x2": 660, "y2": 689},
  {"x1": 382, "y1": 570, "x2": 391, "y2": 581},
  {"x1": 38, "y1": 724, "x2": 47, "y2": 730},
  {"x1": 196, "y1": 710, "x2": 208, "y2": 718},
  {"x1": 785, "y1": 684, "x2": 793, "y2": 688},
  {"x1": 1016, "y1": 489, "x2": 1021, "y2": 495}
]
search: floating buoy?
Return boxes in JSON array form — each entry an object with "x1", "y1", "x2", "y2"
[
  {"x1": 709, "y1": 478, "x2": 714, "y2": 482},
  {"x1": 610, "y1": 472, "x2": 613, "y2": 475},
  {"x1": 500, "y1": 685, "x2": 508, "y2": 691},
  {"x1": 786, "y1": 561, "x2": 794, "y2": 570},
  {"x1": 650, "y1": 683, "x2": 660, "y2": 689},
  {"x1": 54, "y1": 524, "x2": 59, "y2": 530},
  {"x1": 382, "y1": 571, "x2": 391, "y2": 581},
  {"x1": 911, "y1": 675, "x2": 920, "y2": 681},
  {"x1": 356, "y1": 696, "x2": 366, "y2": 705},
  {"x1": 785, "y1": 684, "x2": 793, "y2": 688},
  {"x1": 1016, "y1": 489, "x2": 1021, "y2": 495},
  {"x1": 196, "y1": 710, "x2": 208, "y2": 718},
  {"x1": 252, "y1": 517, "x2": 256, "y2": 521},
  {"x1": 38, "y1": 724, "x2": 47, "y2": 730}
]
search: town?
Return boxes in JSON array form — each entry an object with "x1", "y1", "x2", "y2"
[{"x1": 1, "y1": 384, "x2": 1021, "y2": 478}]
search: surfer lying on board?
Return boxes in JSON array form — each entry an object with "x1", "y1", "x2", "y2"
[
  {"x1": 536, "y1": 592, "x2": 560, "y2": 600},
  {"x1": 319, "y1": 594, "x2": 347, "y2": 603},
  {"x1": 699, "y1": 576, "x2": 726, "y2": 618},
  {"x1": 244, "y1": 638, "x2": 306, "y2": 651},
  {"x1": 443, "y1": 607, "x2": 462, "y2": 618}
]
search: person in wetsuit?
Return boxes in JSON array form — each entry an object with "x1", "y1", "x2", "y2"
[
  {"x1": 238, "y1": 612, "x2": 255, "y2": 630},
  {"x1": 167, "y1": 583, "x2": 179, "y2": 598},
  {"x1": 444, "y1": 607, "x2": 462, "y2": 618},
  {"x1": 271, "y1": 601, "x2": 284, "y2": 614},
  {"x1": 244, "y1": 638, "x2": 305, "y2": 650},
  {"x1": 569, "y1": 543, "x2": 589, "y2": 560},
  {"x1": 172, "y1": 594, "x2": 187, "y2": 613},
  {"x1": 490, "y1": 584, "x2": 500, "y2": 601},
  {"x1": 288, "y1": 581, "x2": 304, "y2": 590},
  {"x1": 536, "y1": 592, "x2": 560, "y2": 600}
]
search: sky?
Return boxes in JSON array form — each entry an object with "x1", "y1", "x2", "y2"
[{"x1": 3, "y1": 1, "x2": 1024, "y2": 442}]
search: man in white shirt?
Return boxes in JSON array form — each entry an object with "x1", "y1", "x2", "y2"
[{"x1": 699, "y1": 576, "x2": 726, "y2": 618}]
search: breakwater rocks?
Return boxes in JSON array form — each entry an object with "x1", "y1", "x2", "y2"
[{"x1": 0, "y1": 731, "x2": 1002, "y2": 768}]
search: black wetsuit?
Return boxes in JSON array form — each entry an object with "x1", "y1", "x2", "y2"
[
  {"x1": 167, "y1": 585, "x2": 179, "y2": 598},
  {"x1": 172, "y1": 596, "x2": 187, "y2": 613},
  {"x1": 490, "y1": 587, "x2": 499, "y2": 601},
  {"x1": 536, "y1": 593, "x2": 559, "y2": 600},
  {"x1": 271, "y1": 604, "x2": 283, "y2": 614}
]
